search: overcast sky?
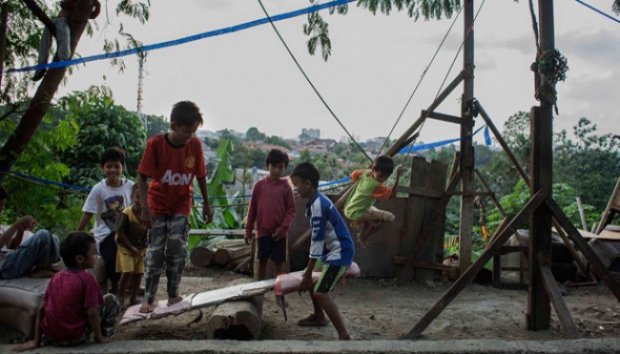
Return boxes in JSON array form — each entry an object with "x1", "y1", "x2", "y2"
[{"x1": 47, "y1": 0, "x2": 619, "y2": 143}]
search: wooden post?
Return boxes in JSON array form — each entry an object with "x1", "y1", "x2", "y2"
[
  {"x1": 527, "y1": 0, "x2": 555, "y2": 331},
  {"x1": 458, "y1": 0, "x2": 475, "y2": 272}
]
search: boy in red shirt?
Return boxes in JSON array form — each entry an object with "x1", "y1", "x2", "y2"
[
  {"x1": 136, "y1": 101, "x2": 212, "y2": 313},
  {"x1": 14, "y1": 232, "x2": 121, "y2": 351},
  {"x1": 245, "y1": 149, "x2": 295, "y2": 280}
]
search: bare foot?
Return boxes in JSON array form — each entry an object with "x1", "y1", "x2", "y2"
[
  {"x1": 167, "y1": 296, "x2": 183, "y2": 306},
  {"x1": 339, "y1": 335, "x2": 351, "y2": 340},
  {"x1": 139, "y1": 302, "x2": 155, "y2": 313}
]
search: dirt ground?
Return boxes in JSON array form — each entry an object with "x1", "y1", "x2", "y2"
[
  {"x1": 108, "y1": 265, "x2": 620, "y2": 341},
  {"x1": 1, "y1": 266, "x2": 618, "y2": 345}
]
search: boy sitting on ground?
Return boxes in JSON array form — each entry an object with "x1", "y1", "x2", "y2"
[
  {"x1": 14, "y1": 232, "x2": 121, "y2": 351},
  {"x1": 343, "y1": 155, "x2": 403, "y2": 248}
]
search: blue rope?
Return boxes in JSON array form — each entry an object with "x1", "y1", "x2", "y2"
[
  {"x1": 574, "y1": 0, "x2": 620, "y2": 24},
  {"x1": 398, "y1": 125, "x2": 489, "y2": 155},
  {"x1": 6, "y1": 0, "x2": 355, "y2": 74},
  {"x1": 0, "y1": 168, "x2": 91, "y2": 192}
]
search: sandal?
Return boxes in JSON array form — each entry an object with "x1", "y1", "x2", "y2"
[{"x1": 297, "y1": 314, "x2": 328, "y2": 327}]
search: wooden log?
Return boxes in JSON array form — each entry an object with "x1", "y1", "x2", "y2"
[
  {"x1": 214, "y1": 245, "x2": 251, "y2": 266},
  {"x1": 231, "y1": 256, "x2": 252, "y2": 273},
  {"x1": 190, "y1": 246, "x2": 214, "y2": 268},
  {"x1": 206, "y1": 280, "x2": 263, "y2": 340}
]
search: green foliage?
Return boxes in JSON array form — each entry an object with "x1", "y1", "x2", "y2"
[
  {"x1": 538, "y1": 49, "x2": 569, "y2": 86},
  {"x1": 554, "y1": 117, "x2": 620, "y2": 211},
  {"x1": 304, "y1": 0, "x2": 460, "y2": 60},
  {"x1": 245, "y1": 127, "x2": 266, "y2": 142},
  {"x1": 58, "y1": 86, "x2": 146, "y2": 187},
  {"x1": 3, "y1": 1, "x2": 151, "y2": 102},
  {"x1": 0, "y1": 108, "x2": 82, "y2": 235},
  {"x1": 264, "y1": 136, "x2": 291, "y2": 149},
  {"x1": 190, "y1": 138, "x2": 241, "y2": 230},
  {"x1": 144, "y1": 114, "x2": 168, "y2": 138}
]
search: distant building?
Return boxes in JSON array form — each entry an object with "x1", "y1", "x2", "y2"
[
  {"x1": 299, "y1": 128, "x2": 320, "y2": 142},
  {"x1": 304, "y1": 138, "x2": 337, "y2": 153}
]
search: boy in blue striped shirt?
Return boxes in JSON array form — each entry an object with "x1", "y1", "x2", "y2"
[{"x1": 290, "y1": 162, "x2": 355, "y2": 340}]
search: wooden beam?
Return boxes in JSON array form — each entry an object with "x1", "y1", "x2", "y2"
[
  {"x1": 477, "y1": 103, "x2": 530, "y2": 185},
  {"x1": 424, "y1": 110, "x2": 467, "y2": 125},
  {"x1": 528, "y1": 108, "x2": 553, "y2": 330},
  {"x1": 546, "y1": 198, "x2": 620, "y2": 301},
  {"x1": 539, "y1": 265, "x2": 579, "y2": 338},
  {"x1": 475, "y1": 169, "x2": 507, "y2": 217},
  {"x1": 403, "y1": 191, "x2": 546, "y2": 338},
  {"x1": 385, "y1": 72, "x2": 464, "y2": 157}
]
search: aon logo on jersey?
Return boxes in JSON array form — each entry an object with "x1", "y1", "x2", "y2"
[{"x1": 161, "y1": 170, "x2": 193, "y2": 186}]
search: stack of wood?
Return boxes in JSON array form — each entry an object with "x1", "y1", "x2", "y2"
[{"x1": 190, "y1": 238, "x2": 252, "y2": 275}]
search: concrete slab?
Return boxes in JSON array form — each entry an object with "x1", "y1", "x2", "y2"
[{"x1": 2, "y1": 337, "x2": 619, "y2": 354}]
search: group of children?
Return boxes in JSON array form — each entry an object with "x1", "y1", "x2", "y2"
[{"x1": 7, "y1": 99, "x2": 402, "y2": 350}]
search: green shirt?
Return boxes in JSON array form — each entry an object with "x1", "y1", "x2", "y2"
[{"x1": 344, "y1": 170, "x2": 384, "y2": 221}]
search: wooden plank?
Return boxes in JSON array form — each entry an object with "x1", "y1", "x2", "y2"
[
  {"x1": 596, "y1": 177, "x2": 620, "y2": 233},
  {"x1": 539, "y1": 265, "x2": 579, "y2": 338},
  {"x1": 546, "y1": 198, "x2": 620, "y2": 302},
  {"x1": 189, "y1": 229, "x2": 245, "y2": 236},
  {"x1": 396, "y1": 157, "x2": 430, "y2": 283},
  {"x1": 397, "y1": 186, "x2": 443, "y2": 199},
  {"x1": 475, "y1": 169, "x2": 507, "y2": 217},
  {"x1": 478, "y1": 104, "x2": 530, "y2": 185},
  {"x1": 424, "y1": 110, "x2": 466, "y2": 125},
  {"x1": 404, "y1": 191, "x2": 545, "y2": 339}
]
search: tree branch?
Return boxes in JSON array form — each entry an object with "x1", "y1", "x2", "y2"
[
  {"x1": 0, "y1": 0, "x2": 94, "y2": 175},
  {"x1": 21, "y1": 0, "x2": 56, "y2": 36}
]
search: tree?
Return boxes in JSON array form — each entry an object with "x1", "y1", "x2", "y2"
[
  {"x1": 58, "y1": 86, "x2": 146, "y2": 187},
  {"x1": 0, "y1": 0, "x2": 150, "y2": 176},
  {"x1": 245, "y1": 127, "x2": 265, "y2": 141},
  {"x1": 145, "y1": 114, "x2": 168, "y2": 138},
  {"x1": 554, "y1": 118, "x2": 620, "y2": 211},
  {"x1": 264, "y1": 135, "x2": 291, "y2": 149}
]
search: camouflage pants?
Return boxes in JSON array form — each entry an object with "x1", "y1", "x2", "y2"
[
  {"x1": 143, "y1": 215, "x2": 189, "y2": 304},
  {"x1": 42, "y1": 293, "x2": 121, "y2": 346}
]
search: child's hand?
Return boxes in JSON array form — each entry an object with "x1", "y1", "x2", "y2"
[
  {"x1": 140, "y1": 207, "x2": 155, "y2": 229},
  {"x1": 299, "y1": 269, "x2": 313, "y2": 293},
  {"x1": 395, "y1": 165, "x2": 405, "y2": 176},
  {"x1": 244, "y1": 231, "x2": 253, "y2": 245},
  {"x1": 18, "y1": 216, "x2": 36, "y2": 231},
  {"x1": 203, "y1": 204, "x2": 213, "y2": 224},
  {"x1": 272, "y1": 229, "x2": 285, "y2": 240},
  {"x1": 13, "y1": 340, "x2": 40, "y2": 352}
]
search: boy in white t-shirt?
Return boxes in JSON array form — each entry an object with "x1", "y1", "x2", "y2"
[{"x1": 77, "y1": 147, "x2": 133, "y2": 294}]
